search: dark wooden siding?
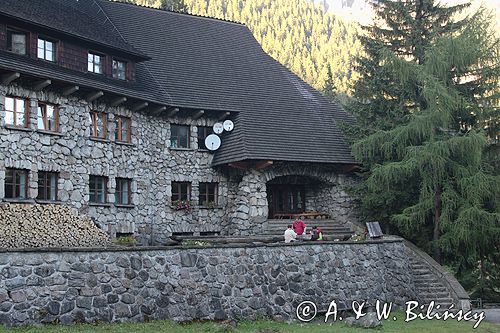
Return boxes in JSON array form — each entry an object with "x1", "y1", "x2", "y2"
[{"x1": 0, "y1": 22, "x2": 136, "y2": 82}]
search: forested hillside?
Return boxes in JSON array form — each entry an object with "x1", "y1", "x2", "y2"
[{"x1": 126, "y1": 0, "x2": 362, "y2": 94}]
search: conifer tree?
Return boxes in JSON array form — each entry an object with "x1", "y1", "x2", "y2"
[
  {"x1": 351, "y1": 4, "x2": 500, "y2": 299},
  {"x1": 161, "y1": 0, "x2": 187, "y2": 12},
  {"x1": 349, "y1": 0, "x2": 470, "y2": 131}
]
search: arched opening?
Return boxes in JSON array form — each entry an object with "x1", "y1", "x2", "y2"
[{"x1": 266, "y1": 175, "x2": 325, "y2": 218}]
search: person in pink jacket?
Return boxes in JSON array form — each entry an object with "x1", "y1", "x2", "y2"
[{"x1": 292, "y1": 217, "x2": 306, "y2": 240}]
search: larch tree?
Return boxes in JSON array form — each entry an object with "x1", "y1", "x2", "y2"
[{"x1": 351, "y1": 2, "x2": 500, "y2": 299}]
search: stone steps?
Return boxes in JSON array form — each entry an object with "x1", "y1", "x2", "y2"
[
  {"x1": 406, "y1": 248, "x2": 457, "y2": 309},
  {"x1": 263, "y1": 219, "x2": 353, "y2": 240},
  {"x1": 265, "y1": 219, "x2": 353, "y2": 235}
]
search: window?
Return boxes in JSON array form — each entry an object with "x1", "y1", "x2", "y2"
[
  {"x1": 4, "y1": 96, "x2": 28, "y2": 127},
  {"x1": 5, "y1": 168, "x2": 28, "y2": 199},
  {"x1": 115, "y1": 116, "x2": 131, "y2": 143},
  {"x1": 112, "y1": 59, "x2": 126, "y2": 80},
  {"x1": 197, "y1": 126, "x2": 213, "y2": 150},
  {"x1": 37, "y1": 103, "x2": 58, "y2": 132},
  {"x1": 89, "y1": 111, "x2": 107, "y2": 139},
  {"x1": 88, "y1": 52, "x2": 103, "y2": 74},
  {"x1": 89, "y1": 176, "x2": 107, "y2": 204},
  {"x1": 172, "y1": 182, "x2": 190, "y2": 202},
  {"x1": 199, "y1": 182, "x2": 218, "y2": 206},
  {"x1": 37, "y1": 171, "x2": 58, "y2": 201},
  {"x1": 7, "y1": 29, "x2": 27, "y2": 55},
  {"x1": 115, "y1": 178, "x2": 132, "y2": 205},
  {"x1": 37, "y1": 38, "x2": 55, "y2": 61},
  {"x1": 170, "y1": 125, "x2": 190, "y2": 148}
]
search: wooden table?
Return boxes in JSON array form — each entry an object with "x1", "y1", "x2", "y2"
[{"x1": 273, "y1": 212, "x2": 330, "y2": 219}]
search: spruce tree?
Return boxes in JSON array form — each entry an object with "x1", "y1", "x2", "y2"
[
  {"x1": 349, "y1": 0, "x2": 470, "y2": 131},
  {"x1": 351, "y1": 4, "x2": 500, "y2": 299},
  {"x1": 161, "y1": 0, "x2": 187, "y2": 12}
]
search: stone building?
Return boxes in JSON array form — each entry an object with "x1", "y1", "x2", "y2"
[{"x1": 0, "y1": 0, "x2": 359, "y2": 244}]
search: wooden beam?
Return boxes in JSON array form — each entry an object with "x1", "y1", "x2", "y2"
[
  {"x1": 131, "y1": 102, "x2": 148, "y2": 112},
  {"x1": 192, "y1": 110, "x2": 204, "y2": 120},
  {"x1": 218, "y1": 112, "x2": 230, "y2": 121},
  {"x1": 255, "y1": 160, "x2": 273, "y2": 170},
  {"x1": 33, "y1": 79, "x2": 51, "y2": 91},
  {"x1": 342, "y1": 164, "x2": 361, "y2": 173},
  {"x1": 1, "y1": 72, "x2": 20, "y2": 85},
  {"x1": 86, "y1": 91, "x2": 104, "y2": 102},
  {"x1": 62, "y1": 85, "x2": 79, "y2": 96},
  {"x1": 151, "y1": 105, "x2": 167, "y2": 115},
  {"x1": 168, "y1": 107, "x2": 179, "y2": 117},
  {"x1": 228, "y1": 161, "x2": 250, "y2": 171},
  {"x1": 110, "y1": 97, "x2": 127, "y2": 107}
]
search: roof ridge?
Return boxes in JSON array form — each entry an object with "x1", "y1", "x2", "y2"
[{"x1": 105, "y1": 0, "x2": 245, "y2": 26}]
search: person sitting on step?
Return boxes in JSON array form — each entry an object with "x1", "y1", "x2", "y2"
[
  {"x1": 310, "y1": 226, "x2": 323, "y2": 241},
  {"x1": 284, "y1": 225, "x2": 297, "y2": 243},
  {"x1": 292, "y1": 216, "x2": 306, "y2": 241}
]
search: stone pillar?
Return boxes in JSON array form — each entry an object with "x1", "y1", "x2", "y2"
[{"x1": 230, "y1": 169, "x2": 268, "y2": 236}]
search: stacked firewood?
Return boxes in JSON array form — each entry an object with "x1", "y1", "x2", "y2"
[{"x1": 0, "y1": 204, "x2": 110, "y2": 248}]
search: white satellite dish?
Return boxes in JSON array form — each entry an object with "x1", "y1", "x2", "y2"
[
  {"x1": 213, "y1": 123, "x2": 224, "y2": 134},
  {"x1": 205, "y1": 134, "x2": 221, "y2": 151},
  {"x1": 223, "y1": 120, "x2": 234, "y2": 132}
]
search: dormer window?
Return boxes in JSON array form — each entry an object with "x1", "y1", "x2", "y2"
[
  {"x1": 88, "y1": 52, "x2": 104, "y2": 74},
  {"x1": 7, "y1": 29, "x2": 27, "y2": 55},
  {"x1": 37, "y1": 38, "x2": 55, "y2": 62},
  {"x1": 112, "y1": 59, "x2": 126, "y2": 80}
]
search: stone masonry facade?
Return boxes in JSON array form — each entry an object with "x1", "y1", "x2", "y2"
[
  {"x1": 0, "y1": 83, "x2": 359, "y2": 243},
  {"x1": 0, "y1": 239, "x2": 416, "y2": 325}
]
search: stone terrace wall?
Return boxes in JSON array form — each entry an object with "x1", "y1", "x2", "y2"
[{"x1": 0, "y1": 239, "x2": 416, "y2": 326}]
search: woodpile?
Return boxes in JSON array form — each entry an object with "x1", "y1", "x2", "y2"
[{"x1": 0, "y1": 204, "x2": 110, "y2": 248}]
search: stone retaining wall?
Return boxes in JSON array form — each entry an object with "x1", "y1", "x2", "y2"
[{"x1": 0, "y1": 239, "x2": 416, "y2": 326}]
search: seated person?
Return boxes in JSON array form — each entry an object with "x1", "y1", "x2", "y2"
[
  {"x1": 284, "y1": 225, "x2": 297, "y2": 243},
  {"x1": 310, "y1": 226, "x2": 323, "y2": 241},
  {"x1": 292, "y1": 217, "x2": 306, "y2": 240}
]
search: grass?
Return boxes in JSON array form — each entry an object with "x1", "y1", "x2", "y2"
[{"x1": 0, "y1": 312, "x2": 498, "y2": 333}]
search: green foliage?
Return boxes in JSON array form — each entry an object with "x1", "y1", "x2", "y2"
[
  {"x1": 347, "y1": 0, "x2": 470, "y2": 132},
  {"x1": 2, "y1": 312, "x2": 499, "y2": 332},
  {"x1": 113, "y1": 235, "x2": 137, "y2": 246},
  {"x1": 181, "y1": 240, "x2": 211, "y2": 246},
  {"x1": 351, "y1": 1, "x2": 500, "y2": 301},
  {"x1": 161, "y1": 0, "x2": 188, "y2": 11}
]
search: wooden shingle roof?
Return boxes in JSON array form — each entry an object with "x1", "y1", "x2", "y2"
[
  {"x1": 97, "y1": 1, "x2": 357, "y2": 165},
  {"x1": 0, "y1": 0, "x2": 357, "y2": 166},
  {"x1": 0, "y1": 0, "x2": 147, "y2": 60}
]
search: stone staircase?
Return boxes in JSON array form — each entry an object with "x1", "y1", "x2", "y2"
[
  {"x1": 409, "y1": 255, "x2": 455, "y2": 309},
  {"x1": 405, "y1": 241, "x2": 471, "y2": 311},
  {"x1": 263, "y1": 219, "x2": 353, "y2": 240}
]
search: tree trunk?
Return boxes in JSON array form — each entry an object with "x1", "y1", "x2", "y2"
[{"x1": 433, "y1": 186, "x2": 442, "y2": 263}]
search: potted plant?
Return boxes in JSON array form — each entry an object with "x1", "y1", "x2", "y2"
[{"x1": 172, "y1": 200, "x2": 192, "y2": 212}]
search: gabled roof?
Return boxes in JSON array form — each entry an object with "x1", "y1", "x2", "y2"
[
  {"x1": 0, "y1": 0, "x2": 147, "y2": 60},
  {"x1": 0, "y1": 0, "x2": 356, "y2": 166},
  {"x1": 96, "y1": 1, "x2": 357, "y2": 165}
]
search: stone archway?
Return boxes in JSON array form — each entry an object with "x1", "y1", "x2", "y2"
[{"x1": 227, "y1": 163, "x2": 359, "y2": 236}]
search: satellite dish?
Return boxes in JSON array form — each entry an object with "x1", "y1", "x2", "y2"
[
  {"x1": 205, "y1": 134, "x2": 221, "y2": 151},
  {"x1": 213, "y1": 123, "x2": 224, "y2": 134},
  {"x1": 223, "y1": 120, "x2": 234, "y2": 132}
]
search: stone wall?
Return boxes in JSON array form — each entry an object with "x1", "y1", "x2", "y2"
[
  {"x1": 228, "y1": 163, "x2": 360, "y2": 235},
  {"x1": 0, "y1": 239, "x2": 416, "y2": 326},
  {"x1": 0, "y1": 83, "x2": 359, "y2": 242},
  {"x1": 0, "y1": 83, "x2": 230, "y2": 244}
]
